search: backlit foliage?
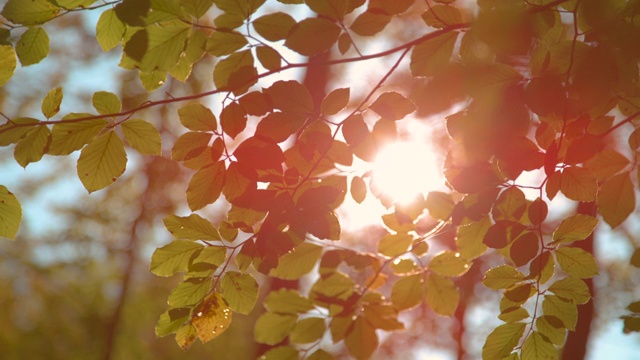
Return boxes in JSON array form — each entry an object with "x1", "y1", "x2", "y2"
[{"x1": 1, "y1": 0, "x2": 640, "y2": 359}]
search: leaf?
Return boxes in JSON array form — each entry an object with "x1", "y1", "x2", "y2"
[
  {"x1": 255, "y1": 45, "x2": 281, "y2": 71},
  {"x1": 48, "y1": 117, "x2": 108, "y2": 155},
  {"x1": 41, "y1": 87, "x2": 63, "y2": 119},
  {"x1": 254, "y1": 312, "x2": 297, "y2": 345},
  {"x1": 220, "y1": 102, "x2": 247, "y2": 139},
  {"x1": 14, "y1": 126, "x2": 50, "y2": 167},
  {"x1": 1, "y1": 0, "x2": 59, "y2": 25},
  {"x1": 0, "y1": 185, "x2": 21, "y2": 240},
  {"x1": 584, "y1": 148, "x2": 629, "y2": 181},
  {"x1": 421, "y1": 5, "x2": 464, "y2": 29},
  {"x1": 255, "y1": 112, "x2": 304, "y2": 143},
  {"x1": 92, "y1": 91, "x2": 121, "y2": 115},
  {"x1": 311, "y1": 272, "x2": 355, "y2": 301},
  {"x1": 492, "y1": 187, "x2": 526, "y2": 221},
  {"x1": 191, "y1": 292, "x2": 233, "y2": 343},
  {"x1": 252, "y1": 12, "x2": 296, "y2": 41},
  {"x1": 425, "y1": 191, "x2": 454, "y2": 221},
  {"x1": 290, "y1": 317, "x2": 326, "y2": 344},
  {"x1": 536, "y1": 315, "x2": 567, "y2": 346},
  {"x1": 264, "y1": 80, "x2": 313, "y2": 115},
  {"x1": 552, "y1": 214, "x2": 598, "y2": 244},
  {"x1": 284, "y1": 18, "x2": 341, "y2": 56},
  {"x1": 77, "y1": 131, "x2": 127, "y2": 193},
  {"x1": 306, "y1": 0, "x2": 349, "y2": 19},
  {"x1": 163, "y1": 213, "x2": 221, "y2": 241},
  {"x1": 171, "y1": 132, "x2": 212, "y2": 161},
  {"x1": 261, "y1": 346, "x2": 299, "y2": 360},
  {"x1": 15, "y1": 26, "x2": 49, "y2": 66},
  {"x1": 548, "y1": 277, "x2": 590, "y2": 304},
  {"x1": 481, "y1": 322, "x2": 526, "y2": 360},
  {"x1": 498, "y1": 307, "x2": 529, "y2": 323},
  {"x1": 410, "y1": 31, "x2": 458, "y2": 77},
  {"x1": 221, "y1": 271, "x2": 259, "y2": 315},
  {"x1": 555, "y1": 247, "x2": 598, "y2": 278},
  {"x1": 121, "y1": 119, "x2": 162, "y2": 155},
  {"x1": 174, "y1": 324, "x2": 197, "y2": 350},
  {"x1": 234, "y1": 135, "x2": 284, "y2": 170},
  {"x1": 521, "y1": 331, "x2": 557, "y2": 360},
  {"x1": 238, "y1": 91, "x2": 272, "y2": 116},
  {"x1": 155, "y1": 310, "x2": 188, "y2": 337},
  {"x1": 205, "y1": 30, "x2": 247, "y2": 57},
  {"x1": 186, "y1": 160, "x2": 226, "y2": 211},
  {"x1": 345, "y1": 316, "x2": 378, "y2": 360},
  {"x1": 528, "y1": 197, "x2": 548, "y2": 225},
  {"x1": 308, "y1": 349, "x2": 334, "y2": 360},
  {"x1": 429, "y1": 250, "x2": 470, "y2": 277},
  {"x1": 270, "y1": 242, "x2": 323, "y2": 280},
  {"x1": 510, "y1": 231, "x2": 539, "y2": 267},
  {"x1": 560, "y1": 166, "x2": 597, "y2": 202},
  {"x1": 597, "y1": 172, "x2": 635, "y2": 228},
  {"x1": 215, "y1": 0, "x2": 265, "y2": 18},
  {"x1": 369, "y1": 91, "x2": 416, "y2": 121},
  {"x1": 96, "y1": 8, "x2": 125, "y2": 52},
  {"x1": 124, "y1": 24, "x2": 189, "y2": 72},
  {"x1": 632, "y1": 248, "x2": 640, "y2": 268},
  {"x1": 378, "y1": 233, "x2": 413, "y2": 258},
  {"x1": 0, "y1": 45, "x2": 17, "y2": 86},
  {"x1": 350, "y1": 176, "x2": 366, "y2": 204},
  {"x1": 426, "y1": 273, "x2": 459, "y2": 316},
  {"x1": 456, "y1": 217, "x2": 490, "y2": 260},
  {"x1": 391, "y1": 273, "x2": 424, "y2": 310},
  {"x1": 168, "y1": 278, "x2": 211, "y2": 307},
  {"x1": 350, "y1": 10, "x2": 391, "y2": 37},
  {"x1": 482, "y1": 265, "x2": 524, "y2": 290},
  {"x1": 370, "y1": 0, "x2": 413, "y2": 15},
  {"x1": 139, "y1": 70, "x2": 166, "y2": 92},
  {"x1": 150, "y1": 240, "x2": 204, "y2": 276},
  {"x1": 542, "y1": 295, "x2": 577, "y2": 330},
  {"x1": 321, "y1": 87, "x2": 350, "y2": 116},
  {"x1": 264, "y1": 289, "x2": 314, "y2": 314}
]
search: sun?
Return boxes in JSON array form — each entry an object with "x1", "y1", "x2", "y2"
[{"x1": 371, "y1": 141, "x2": 443, "y2": 205}]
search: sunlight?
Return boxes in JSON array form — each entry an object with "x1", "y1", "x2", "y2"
[{"x1": 371, "y1": 141, "x2": 442, "y2": 204}]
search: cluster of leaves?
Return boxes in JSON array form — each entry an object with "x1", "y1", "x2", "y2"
[{"x1": 2, "y1": 0, "x2": 640, "y2": 359}]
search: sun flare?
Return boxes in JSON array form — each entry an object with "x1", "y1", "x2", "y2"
[{"x1": 371, "y1": 141, "x2": 442, "y2": 205}]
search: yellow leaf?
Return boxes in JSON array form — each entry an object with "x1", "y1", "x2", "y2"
[
  {"x1": 584, "y1": 148, "x2": 629, "y2": 181},
  {"x1": 290, "y1": 317, "x2": 326, "y2": 344},
  {"x1": 426, "y1": 191, "x2": 455, "y2": 221},
  {"x1": 429, "y1": 250, "x2": 470, "y2": 277},
  {"x1": 171, "y1": 131, "x2": 212, "y2": 161},
  {"x1": 270, "y1": 242, "x2": 323, "y2": 280},
  {"x1": 77, "y1": 130, "x2": 127, "y2": 193},
  {"x1": 252, "y1": 12, "x2": 296, "y2": 41},
  {"x1": 41, "y1": 87, "x2": 63, "y2": 119},
  {"x1": 548, "y1": 277, "x2": 590, "y2": 304},
  {"x1": 552, "y1": 214, "x2": 598, "y2": 244},
  {"x1": 14, "y1": 125, "x2": 50, "y2": 167},
  {"x1": 542, "y1": 295, "x2": 577, "y2": 330},
  {"x1": 121, "y1": 119, "x2": 162, "y2": 155},
  {"x1": 15, "y1": 26, "x2": 49, "y2": 66},
  {"x1": 96, "y1": 9, "x2": 125, "y2": 52},
  {"x1": 1, "y1": 0, "x2": 59, "y2": 25},
  {"x1": 0, "y1": 44, "x2": 17, "y2": 86},
  {"x1": 150, "y1": 240, "x2": 204, "y2": 277},
  {"x1": 123, "y1": 24, "x2": 189, "y2": 72},
  {"x1": 264, "y1": 289, "x2": 314, "y2": 314},
  {"x1": 254, "y1": 312, "x2": 296, "y2": 345},
  {"x1": 378, "y1": 233, "x2": 413, "y2": 258},
  {"x1": 345, "y1": 316, "x2": 378, "y2": 360},
  {"x1": 498, "y1": 307, "x2": 529, "y2": 323},
  {"x1": 175, "y1": 323, "x2": 197, "y2": 350},
  {"x1": 220, "y1": 271, "x2": 258, "y2": 315},
  {"x1": 426, "y1": 273, "x2": 459, "y2": 316},
  {"x1": 555, "y1": 247, "x2": 598, "y2": 278},
  {"x1": 391, "y1": 273, "x2": 425, "y2": 310},
  {"x1": 49, "y1": 117, "x2": 108, "y2": 155},
  {"x1": 261, "y1": 346, "x2": 299, "y2": 360},
  {"x1": 482, "y1": 265, "x2": 524, "y2": 290},
  {"x1": 206, "y1": 30, "x2": 247, "y2": 57},
  {"x1": 92, "y1": 91, "x2": 121, "y2": 115},
  {"x1": 213, "y1": 49, "x2": 254, "y2": 91},
  {"x1": 191, "y1": 292, "x2": 233, "y2": 343},
  {"x1": 186, "y1": 160, "x2": 225, "y2": 211},
  {"x1": 521, "y1": 331, "x2": 557, "y2": 360},
  {"x1": 284, "y1": 18, "x2": 341, "y2": 56},
  {"x1": 536, "y1": 315, "x2": 566, "y2": 346},
  {"x1": 168, "y1": 278, "x2": 211, "y2": 307},
  {"x1": 482, "y1": 322, "x2": 526, "y2": 360},
  {"x1": 560, "y1": 166, "x2": 597, "y2": 201},
  {"x1": 456, "y1": 217, "x2": 490, "y2": 260},
  {"x1": 163, "y1": 213, "x2": 221, "y2": 241},
  {"x1": 421, "y1": 5, "x2": 464, "y2": 29},
  {"x1": 597, "y1": 172, "x2": 635, "y2": 228},
  {"x1": 0, "y1": 185, "x2": 22, "y2": 240}
]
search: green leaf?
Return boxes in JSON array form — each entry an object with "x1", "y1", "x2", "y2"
[
  {"x1": 498, "y1": 307, "x2": 529, "y2": 323},
  {"x1": 429, "y1": 250, "x2": 470, "y2": 277},
  {"x1": 481, "y1": 322, "x2": 526, "y2": 360},
  {"x1": 168, "y1": 277, "x2": 211, "y2": 307},
  {"x1": 139, "y1": 70, "x2": 166, "y2": 92},
  {"x1": 284, "y1": 18, "x2": 341, "y2": 56},
  {"x1": 171, "y1": 131, "x2": 212, "y2": 161},
  {"x1": 183, "y1": 0, "x2": 214, "y2": 18},
  {"x1": 555, "y1": 247, "x2": 598, "y2": 278},
  {"x1": 311, "y1": 272, "x2": 355, "y2": 302},
  {"x1": 290, "y1": 317, "x2": 326, "y2": 344},
  {"x1": 421, "y1": 5, "x2": 464, "y2": 29},
  {"x1": 254, "y1": 312, "x2": 297, "y2": 345},
  {"x1": 155, "y1": 310, "x2": 188, "y2": 337},
  {"x1": 252, "y1": 12, "x2": 296, "y2": 41},
  {"x1": 191, "y1": 246, "x2": 226, "y2": 269},
  {"x1": 206, "y1": 30, "x2": 248, "y2": 57},
  {"x1": 121, "y1": 119, "x2": 162, "y2": 155},
  {"x1": 77, "y1": 130, "x2": 127, "y2": 193},
  {"x1": 345, "y1": 316, "x2": 378, "y2": 360},
  {"x1": 521, "y1": 331, "x2": 557, "y2": 360},
  {"x1": 560, "y1": 166, "x2": 597, "y2": 202},
  {"x1": 213, "y1": 49, "x2": 254, "y2": 90},
  {"x1": 41, "y1": 87, "x2": 63, "y2": 119},
  {"x1": 410, "y1": 31, "x2": 458, "y2": 77},
  {"x1": 255, "y1": 45, "x2": 281, "y2": 71},
  {"x1": 426, "y1": 273, "x2": 459, "y2": 316},
  {"x1": 377, "y1": 233, "x2": 413, "y2": 258},
  {"x1": 124, "y1": 24, "x2": 189, "y2": 72},
  {"x1": 542, "y1": 295, "x2": 577, "y2": 330},
  {"x1": 53, "y1": 0, "x2": 97, "y2": 9},
  {"x1": 492, "y1": 186, "x2": 526, "y2": 221},
  {"x1": 1, "y1": 0, "x2": 60, "y2": 25},
  {"x1": 597, "y1": 172, "x2": 635, "y2": 228},
  {"x1": 391, "y1": 273, "x2": 424, "y2": 310},
  {"x1": 425, "y1": 191, "x2": 454, "y2": 221},
  {"x1": 265, "y1": 289, "x2": 314, "y2": 314},
  {"x1": 178, "y1": 103, "x2": 217, "y2": 132},
  {"x1": 150, "y1": 240, "x2": 204, "y2": 276},
  {"x1": 220, "y1": 271, "x2": 259, "y2": 315},
  {"x1": 92, "y1": 91, "x2": 121, "y2": 115},
  {"x1": 321, "y1": 87, "x2": 350, "y2": 116},
  {"x1": 49, "y1": 117, "x2": 108, "y2": 155},
  {"x1": 552, "y1": 214, "x2": 598, "y2": 244},
  {"x1": 0, "y1": 44, "x2": 17, "y2": 86},
  {"x1": 369, "y1": 91, "x2": 416, "y2": 121},
  {"x1": 14, "y1": 125, "x2": 50, "y2": 167},
  {"x1": 456, "y1": 217, "x2": 490, "y2": 260},
  {"x1": 191, "y1": 292, "x2": 233, "y2": 343},
  {"x1": 0, "y1": 185, "x2": 21, "y2": 240},
  {"x1": 548, "y1": 277, "x2": 590, "y2": 305},
  {"x1": 220, "y1": 102, "x2": 247, "y2": 139},
  {"x1": 15, "y1": 26, "x2": 49, "y2": 66},
  {"x1": 186, "y1": 160, "x2": 226, "y2": 211},
  {"x1": 174, "y1": 323, "x2": 197, "y2": 350},
  {"x1": 95, "y1": 8, "x2": 125, "y2": 52},
  {"x1": 163, "y1": 214, "x2": 221, "y2": 241},
  {"x1": 270, "y1": 242, "x2": 323, "y2": 280},
  {"x1": 215, "y1": 0, "x2": 265, "y2": 18},
  {"x1": 482, "y1": 265, "x2": 524, "y2": 290}
]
